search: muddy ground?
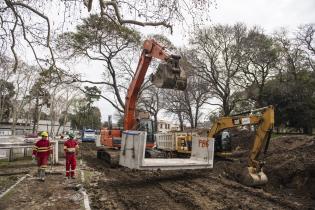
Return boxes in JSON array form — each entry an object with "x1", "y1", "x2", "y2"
[
  {"x1": 0, "y1": 133, "x2": 314, "y2": 210},
  {"x1": 81, "y1": 133, "x2": 315, "y2": 210},
  {"x1": 0, "y1": 160, "x2": 84, "y2": 210}
]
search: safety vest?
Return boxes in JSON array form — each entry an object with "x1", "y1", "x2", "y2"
[
  {"x1": 64, "y1": 139, "x2": 79, "y2": 154},
  {"x1": 32, "y1": 139, "x2": 52, "y2": 158}
]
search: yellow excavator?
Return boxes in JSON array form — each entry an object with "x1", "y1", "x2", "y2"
[{"x1": 207, "y1": 105, "x2": 274, "y2": 186}]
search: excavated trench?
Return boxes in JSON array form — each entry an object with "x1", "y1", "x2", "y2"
[{"x1": 80, "y1": 133, "x2": 315, "y2": 209}]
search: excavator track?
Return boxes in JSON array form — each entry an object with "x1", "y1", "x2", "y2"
[{"x1": 97, "y1": 147, "x2": 120, "y2": 167}]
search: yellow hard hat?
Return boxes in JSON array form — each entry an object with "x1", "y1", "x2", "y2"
[{"x1": 41, "y1": 131, "x2": 48, "y2": 137}]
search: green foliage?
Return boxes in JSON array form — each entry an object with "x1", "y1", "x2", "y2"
[
  {"x1": 70, "y1": 104, "x2": 102, "y2": 130},
  {"x1": 116, "y1": 115, "x2": 124, "y2": 128},
  {"x1": 261, "y1": 70, "x2": 315, "y2": 133},
  {"x1": 58, "y1": 14, "x2": 141, "y2": 55},
  {"x1": 0, "y1": 79, "x2": 15, "y2": 121},
  {"x1": 83, "y1": 86, "x2": 101, "y2": 107},
  {"x1": 242, "y1": 29, "x2": 278, "y2": 66}
]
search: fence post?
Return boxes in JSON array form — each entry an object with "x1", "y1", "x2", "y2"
[
  {"x1": 54, "y1": 140, "x2": 59, "y2": 164},
  {"x1": 9, "y1": 148, "x2": 13, "y2": 162},
  {"x1": 23, "y1": 147, "x2": 27, "y2": 157}
]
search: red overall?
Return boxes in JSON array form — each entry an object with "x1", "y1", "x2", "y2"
[
  {"x1": 64, "y1": 139, "x2": 79, "y2": 177},
  {"x1": 32, "y1": 139, "x2": 52, "y2": 169}
]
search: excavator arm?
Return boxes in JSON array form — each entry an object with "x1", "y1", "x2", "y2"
[
  {"x1": 208, "y1": 106, "x2": 274, "y2": 186},
  {"x1": 124, "y1": 39, "x2": 187, "y2": 130}
]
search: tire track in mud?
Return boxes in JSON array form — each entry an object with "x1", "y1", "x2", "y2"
[
  {"x1": 187, "y1": 176, "x2": 301, "y2": 210},
  {"x1": 87, "y1": 167, "x2": 188, "y2": 209},
  {"x1": 86, "y1": 161, "x2": 297, "y2": 210},
  {"x1": 81, "y1": 143, "x2": 305, "y2": 210},
  {"x1": 209, "y1": 176, "x2": 303, "y2": 209},
  {"x1": 157, "y1": 179, "x2": 210, "y2": 209},
  {"x1": 185, "y1": 178, "x2": 278, "y2": 209}
]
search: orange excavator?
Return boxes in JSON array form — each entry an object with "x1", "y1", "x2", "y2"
[{"x1": 98, "y1": 39, "x2": 187, "y2": 166}]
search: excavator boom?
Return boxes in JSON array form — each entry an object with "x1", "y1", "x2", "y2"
[
  {"x1": 99, "y1": 39, "x2": 187, "y2": 166},
  {"x1": 208, "y1": 106, "x2": 274, "y2": 186},
  {"x1": 124, "y1": 39, "x2": 187, "y2": 130}
]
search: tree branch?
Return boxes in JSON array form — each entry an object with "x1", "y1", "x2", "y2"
[{"x1": 100, "y1": 0, "x2": 173, "y2": 33}]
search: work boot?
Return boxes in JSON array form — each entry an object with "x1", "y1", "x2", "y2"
[
  {"x1": 71, "y1": 176, "x2": 75, "y2": 179},
  {"x1": 39, "y1": 169, "x2": 45, "y2": 182},
  {"x1": 41, "y1": 170, "x2": 46, "y2": 182},
  {"x1": 37, "y1": 168, "x2": 41, "y2": 179}
]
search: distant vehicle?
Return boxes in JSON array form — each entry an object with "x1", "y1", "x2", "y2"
[{"x1": 81, "y1": 129, "x2": 96, "y2": 142}]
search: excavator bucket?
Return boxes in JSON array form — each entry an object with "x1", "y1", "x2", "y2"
[
  {"x1": 240, "y1": 166, "x2": 268, "y2": 186},
  {"x1": 151, "y1": 56, "x2": 187, "y2": 91}
]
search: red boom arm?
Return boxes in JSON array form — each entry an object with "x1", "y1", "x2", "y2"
[{"x1": 123, "y1": 39, "x2": 176, "y2": 130}]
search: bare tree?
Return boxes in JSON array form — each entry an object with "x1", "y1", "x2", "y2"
[
  {"x1": 274, "y1": 29, "x2": 310, "y2": 81},
  {"x1": 297, "y1": 24, "x2": 315, "y2": 71},
  {"x1": 1, "y1": 0, "x2": 55, "y2": 73},
  {"x1": 162, "y1": 90, "x2": 185, "y2": 131},
  {"x1": 162, "y1": 74, "x2": 210, "y2": 129},
  {"x1": 240, "y1": 27, "x2": 279, "y2": 106},
  {"x1": 84, "y1": 0, "x2": 215, "y2": 32},
  {"x1": 10, "y1": 63, "x2": 37, "y2": 135},
  {"x1": 138, "y1": 85, "x2": 162, "y2": 131},
  {"x1": 0, "y1": 57, "x2": 15, "y2": 122},
  {"x1": 48, "y1": 84, "x2": 80, "y2": 135},
  {"x1": 58, "y1": 15, "x2": 142, "y2": 113},
  {"x1": 1, "y1": 0, "x2": 214, "y2": 74},
  {"x1": 190, "y1": 23, "x2": 247, "y2": 116}
]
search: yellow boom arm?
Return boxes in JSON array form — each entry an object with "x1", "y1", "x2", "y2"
[{"x1": 208, "y1": 105, "x2": 274, "y2": 186}]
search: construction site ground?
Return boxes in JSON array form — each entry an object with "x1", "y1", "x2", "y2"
[
  {"x1": 0, "y1": 159, "x2": 85, "y2": 210},
  {"x1": 0, "y1": 133, "x2": 314, "y2": 210}
]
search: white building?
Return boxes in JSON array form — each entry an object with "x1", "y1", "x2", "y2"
[
  {"x1": 37, "y1": 120, "x2": 71, "y2": 135},
  {"x1": 157, "y1": 121, "x2": 180, "y2": 133},
  {"x1": 0, "y1": 119, "x2": 71, "y2": 135},
  {"x1": 157, "y1": 120, "x2": 171, "y2": 133},
  {"x1": 170, "y1": 123, "x2": 180, "y2": 132}
]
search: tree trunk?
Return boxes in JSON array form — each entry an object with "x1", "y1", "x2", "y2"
[
  {"x1": 56, "y1": 125, "x2": 61, "y2": 136},
  {"x1": 194, "y1": 107, "x2": 199, "y2": 129},
  {"x1": 222, "y1": 98, "x2": 231, "y2": 116},
  {"x1": 303, "y1": 126, "x2": 313, "y2": 135},
  {"x1": 32, "y1": 97, "x2": 39, "y2": 133},
  {"x1": 153, "y1": 113, "x2": 158, "y2": 132},
  {"x1": 178, "y1": 112, "x2": 184, "y2": 131},
  {"x1": 62, "y1": 113, "x2": 68, "y2": 133},
  {"x1": 12, "y1": 116, "x2": 17, "y2": 136}
]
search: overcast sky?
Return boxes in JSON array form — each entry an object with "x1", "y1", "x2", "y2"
[{"x1": 78, "y1": 0, "x2": 315, "y2": 122}]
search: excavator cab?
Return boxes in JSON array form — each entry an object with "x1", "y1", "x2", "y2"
[
  {"x1": 208, "y1": 106, "x2": 274, "y2": 186},
  {"x1": 151, "y1": 55, "x2": 187, "y2": 91},
  {"x1": 137, "y1": 119, "x2": 155, "y2": 148},
  {"x1": 214, "y1": 130, "x2": 232, "y2": 153}
]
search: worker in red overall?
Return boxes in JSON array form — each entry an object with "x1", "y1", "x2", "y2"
[
  {"x1": 32, "y1": 131, "x2": 52, "y2": 181},
  {"x1": 64, "y1": 133, "x2": 79, "y2": 179}
]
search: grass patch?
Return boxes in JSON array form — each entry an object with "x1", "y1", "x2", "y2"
[
  {"x1": 81, "y1": 170, "x2": 93, "y2": 183},
  {"x1": 0, "y1": 158, "x2": 35, "y2": 169},
  {"x1": 271, "y1": 133, "x2": 285, "y2": 138},
  {"x1": 0, "y1": 175, "x2": 20, "y2": 194}
]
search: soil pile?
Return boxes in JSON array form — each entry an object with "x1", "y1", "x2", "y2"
[
  {"x1": 217, "y1": 134, "x2": 315, "y2": 208},
  {"x1": 81, "y1": 139, "x2": 314, "y2": 209},
  {"x1": 264, "y1": 135, "x2": 315, "y2": 206},
  {"x1": 229, "y1": 128, "x2": 255, "y2": 150}
]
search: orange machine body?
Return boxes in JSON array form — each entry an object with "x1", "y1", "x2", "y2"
[
  {"x1": 100, "y1": 128, "x2": 122, "y2": 148},
  {"x1": 100, "y1": 39, "x2": 184, "y2": 150}
]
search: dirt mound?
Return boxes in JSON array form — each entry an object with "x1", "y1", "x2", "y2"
[
  {"x1": 230, "y1": 128, "x2": 255, "y2": 150},
  {"x1": 80, "y1": 135, "x2": 315, "y2": 209},
  {"x1": 211, "y1": 134, "x2": 315, "y2": 208},
  {"x1": 264, "y1": 135, "x2": 315, "y2": 205}
]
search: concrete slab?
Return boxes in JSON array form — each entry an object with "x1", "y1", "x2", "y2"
[
  {"x1": 141, "y1": 158, "x2": 213, "y2": 170},
  {"x1": 119, "y1": 131, "x2": 214, "y2": 170}
]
